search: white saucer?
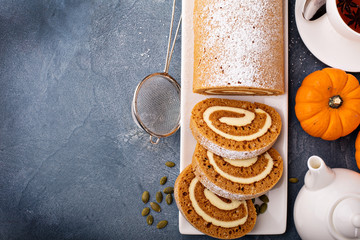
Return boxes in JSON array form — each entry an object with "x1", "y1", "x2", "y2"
[{"x1": 295, "y1": 0, "x2": 360, "y2": 72}]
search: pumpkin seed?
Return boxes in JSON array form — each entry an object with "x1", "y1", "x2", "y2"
[
  {"x1": 163, "y1": 186, "x2": 174, "y2": 194},
  {"x1": 142, "y1": 207, "x2": 150, "y2": 216},
  {"x1": 165, "y1": 161, "x2": 175, "y2": 168},
  {"x1": 289, "y1": 177, "x2": 299, "y2": 183},
  {"x1": 150, "y1": 202, "x2": 161, "y2": 212},
  {"x1": 156, "y1": 191, "x2": 163, "y2": 203},
  {"x1": 259, "y1": 194, "x2": 269, "y2": 203},
  {"x1": 259, "y1": 203, "x2": 267, "y2": 214},
  {"x1": 142, "y1": 191, "x2": 150, "y2": 204},
  {"x1": 157, "y1": 220, "x2": 168, "y2": 229},
  {"x1": 146, "y1": 215, "x2": 154, "y2": 225},
  {"x1": 166, "y1": 194, "x2": 173, "y2": 205},
  {"x1": 160, "y1": 176, "x2": 167, "y2": 185},
  {"x1": 255, "y1": 204, "x2": 260, "y2": 215}
]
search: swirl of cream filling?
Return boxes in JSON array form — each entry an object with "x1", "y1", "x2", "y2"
[
  {"x1": 223, "y1": 156, "x2": 258, "y2": 167},
  {"x1": 204, "y1": 90, "x2": 274, "y2": 95},
  {"x1": 203, "y1": 106, "x2": 272, "y2": 141},
  {"x1": 203, "y1": 188, "x2": 241, "y2": 210},
  {"x1": 207, "y1": 151, "x2": 274, "y2": 184},
  {"x1": 205, "y1": 90, "x2": 256, "y2": 95},
  {"x1": 189, "y1": 178, "x2": 248, "y2": 228}
]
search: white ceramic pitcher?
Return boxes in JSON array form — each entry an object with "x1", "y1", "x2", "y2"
[{"x1": 294, "y1": 156, "x2": 360, "y2": 240}]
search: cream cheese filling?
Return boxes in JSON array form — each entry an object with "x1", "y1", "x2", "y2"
[
  {"x1": 205, "y1": 90, "x2": 256, "y2": 94},
  {"x1": 218, "y1": 108, "x2": 255, "y2": 127},
  {"x1": 189, "y1": 178, "x2": 248, "y2": 228},
  {"x1": 203, "y1": 107, "x2": 272, "y2": 141},
  {"x1": 207, "y1": 151, "x2": 274, "y2": 184},
  {"x1": 204, "y1": 90, "x2": 274, "y2": 95},
  {"x1": 223, "y1": 156, "x2": 258, "y2": 167},
  {"x1": 205, "y1": 89, "x2": 274, "y2": 95},
  {"x1": 203, "y1": 188, "x2": 242, "y2": 210}
]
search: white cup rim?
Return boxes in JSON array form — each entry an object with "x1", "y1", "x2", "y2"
[{"x1": 327, "y1": 0, "x2": 360, "y2": 40}]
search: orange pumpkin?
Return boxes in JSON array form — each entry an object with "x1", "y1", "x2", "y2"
[
  {"x1": 295, "y1": 68, "x2": 360, "y2": 140},
  {"x1": 356, "y1": 131, "x2": 360, "y2": 170}
]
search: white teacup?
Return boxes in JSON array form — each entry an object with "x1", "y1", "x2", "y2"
[{"x1": 327, "y1": 0, "x2": 360, "y2": 41}]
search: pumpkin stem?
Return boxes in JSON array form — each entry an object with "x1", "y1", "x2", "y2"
[{"x1": 329, "y1": 95, "x2": 343, "y2": 109}]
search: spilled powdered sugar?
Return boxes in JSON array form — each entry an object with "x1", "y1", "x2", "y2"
[{"x1": 195, "y1": 0, "x2": 283, "y2": 89}]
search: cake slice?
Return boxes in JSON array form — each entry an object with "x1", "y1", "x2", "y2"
[
  {"x1": 190, "y1": 98, "x2": 282, "y2": 159},
  {"x1": 192, "y1": 144, "x2": 284, "y2": 200},
  {"x1": 174, "y1": 165, "x2": 257, "y2": 239}
]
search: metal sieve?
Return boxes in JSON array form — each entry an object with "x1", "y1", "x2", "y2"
[{"x1": 132, "y1": 0, "x2": 181, "y2": 144}]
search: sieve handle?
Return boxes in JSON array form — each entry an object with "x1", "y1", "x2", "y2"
[
  {"x1": 164, "y1": 0, "x2": 182, "y2": 74},
  {"x1": 149, "y1": 135, "x2": 160, "y2": 145}
]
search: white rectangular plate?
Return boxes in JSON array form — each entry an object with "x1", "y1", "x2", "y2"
[{"x1": 179, "y1": 0, "x2": 289, "y2": 235}]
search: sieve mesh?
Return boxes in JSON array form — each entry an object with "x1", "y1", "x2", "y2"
[{"x1": 134, "y1": 73, "x2": 180, "y2": 136}]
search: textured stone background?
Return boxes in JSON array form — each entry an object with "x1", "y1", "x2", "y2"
[{"x1": 0, "y1": 0, "x2": 359, "y2": 239}]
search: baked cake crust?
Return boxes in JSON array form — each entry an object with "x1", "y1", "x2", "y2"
[{"x1": 193, "y1": 0, "x2": 284, "y2": 95}]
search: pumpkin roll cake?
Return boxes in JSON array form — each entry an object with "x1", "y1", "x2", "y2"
[
  {"x1": 192, "y1": 144, "x2": 283, "y2": 200},
  {"x1": 174, "y1": 165, "x2": 257, "y2": 239},
  {"x1": 193, "y1": 0, "x2": 284, "y2": 95},
  {"x1": 190, "y1": 98, "x2": 282, "y2": 159}
]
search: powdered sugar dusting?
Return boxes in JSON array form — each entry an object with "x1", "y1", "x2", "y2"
[{"x1": 194, "y1": 0, "x2": 284, "y2": 90}]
